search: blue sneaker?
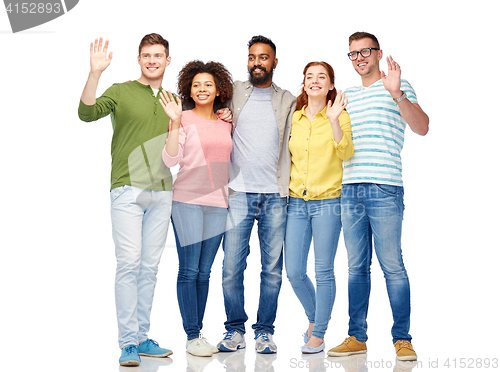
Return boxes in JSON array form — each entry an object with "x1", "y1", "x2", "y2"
[
  {"x1": 138, "y1": 339, "x2": 173, "y2": 357},
  {"x1": 119, "y1": 345, "x2": 141, "y2": 366}
]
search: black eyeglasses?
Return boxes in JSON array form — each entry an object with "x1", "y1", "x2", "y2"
[{"x1": 347, "y1": 47, "x2": 380, "y2": 61}]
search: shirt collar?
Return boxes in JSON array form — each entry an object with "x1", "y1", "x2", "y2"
[
  {"x1": 133, "y1": 80, "x2": 163, "y2": 93},
  {"x1": 298, "y1": 104, "x2": 328, "y2": 120},
  {"x1": 245, "y1": 80, "x2": 278, "y2": 92}
]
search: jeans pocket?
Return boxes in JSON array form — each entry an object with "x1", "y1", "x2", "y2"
[
  {"x1": 228, "y1": 188, "x2": 241, "y2": 198},
  {"x1": 110, "y1": 185, "x2": 129, "y2": 203},
  {"x1": 374, "y1": 183, "x2": 399, "y2": 196},
  {"x1": 374, "y1": 184, "x2": 405, "y2": 216}
]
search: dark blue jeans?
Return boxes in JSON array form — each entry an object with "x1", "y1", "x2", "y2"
[{"x1": 172, "y1": 201, "x2": 227, "y2": 340}]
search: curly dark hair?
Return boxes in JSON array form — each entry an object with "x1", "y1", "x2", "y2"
[{"x1": 177, "y1": 60, "x2": 233, "y2": 111}]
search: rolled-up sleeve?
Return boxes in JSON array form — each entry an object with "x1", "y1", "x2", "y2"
[
  {"x1": 333, "y1": 110, "x2": 354, "y2": 161},
  {"x1": 162, "y1": 123, "x2": 185, "y2": 168}
]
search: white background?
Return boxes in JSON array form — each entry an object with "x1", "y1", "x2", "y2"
[{"x1": 1, "y1": 1, "x2": 499, "y2": 371}]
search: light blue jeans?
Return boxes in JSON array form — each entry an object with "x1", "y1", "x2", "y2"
[
  {"x1": 285, "y1": 197, "x2": 342, "y2": 339},
  {"x1": 171, "y1": 201, "x2": 227, "y2": 340},
  {"x1": 341, "y1": 183, "x2": 411, "y2": 344},
  {"x1": 110, "y1": 185, "x2": 172, "y2": 349},
  {"x1": 222, "y1": 192, "x2": 287, "y2": 335}
]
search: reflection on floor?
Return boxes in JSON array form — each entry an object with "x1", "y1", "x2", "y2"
[{"x1": 118, "y1": 349, "x2": 420, "y2": 372}]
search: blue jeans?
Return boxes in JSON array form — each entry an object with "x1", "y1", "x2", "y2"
[
  {"x1": 341, "y1": 183, "x2": 411, "y2": 344},
  {"x1": 284, "y1": 197, "x2": 342, "y2": 339},
  {"x1": 171, "y1": 201, "x2": 227, "y2": 340},
  {"x1": 110, "y1": 185, "x2": 172, "y2": 349},
  {"x1": 222, "y1": 192, "x2": 287, "y2": 335}
]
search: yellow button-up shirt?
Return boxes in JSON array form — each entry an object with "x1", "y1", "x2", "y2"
[{"x1": 289, "y1": 105, "x2": 354, "y2": 200}]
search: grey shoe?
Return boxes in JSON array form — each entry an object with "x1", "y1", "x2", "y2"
[
  {"x1": 254, "y1": 332, "x2": 277, "y2": 354},
  {"x1": 217, "y1": 330, "x2": 246, "y2": 352}
]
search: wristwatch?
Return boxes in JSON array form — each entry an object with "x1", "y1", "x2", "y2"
[{"x1": 393, "y1": 91, "x2": 407, "y2": 103}]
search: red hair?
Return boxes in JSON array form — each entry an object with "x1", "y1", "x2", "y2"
[{"x1": 296, "y1": 61, "x2": 337, "y2": 111}]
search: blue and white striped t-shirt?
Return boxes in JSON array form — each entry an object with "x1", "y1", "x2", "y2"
[{"x1": 343, "y1": 79, "x2": 418, "y2": 186}]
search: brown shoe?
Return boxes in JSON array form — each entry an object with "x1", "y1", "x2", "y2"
[
  {"x1": 327, "y1": 336, "x2": 367, "y2": 357},
  {"x1": 394, "y1": 340, "x2": 417, "y2": 361}
]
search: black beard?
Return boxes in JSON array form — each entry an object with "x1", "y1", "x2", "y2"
[{"x1": 248, "y1": 66, "x2": 274, "y2": 86}]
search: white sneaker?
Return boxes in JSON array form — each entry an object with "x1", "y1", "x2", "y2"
[
  {"x1": 200, "y1": 335, "x2": 218, "y2": 354},
  {"x1": 186, "y1": 336, "x2": 214, "y2": 357}
]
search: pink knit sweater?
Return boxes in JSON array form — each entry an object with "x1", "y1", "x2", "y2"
[{"x1": 162, "y1": 110, "x2": 232, "y2": 208}]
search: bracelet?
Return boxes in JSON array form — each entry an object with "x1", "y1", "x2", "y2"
[{"x1": 393, "y1": 91, "x2": 407, "y2": 103}]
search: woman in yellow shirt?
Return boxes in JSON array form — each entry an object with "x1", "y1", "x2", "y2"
[{"x1": 285, "y1": 61, "x2": 354, "y2": 353}]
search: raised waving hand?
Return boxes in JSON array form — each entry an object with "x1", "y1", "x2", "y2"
[
  {"x1": 326, "y1": 90, "x2": 348, "y2": 144},
  {"x1": 381, "y1": 55, "x2": 402, "y2": 97},
  {"x1": 160, "y1": 91, "x2": 183, "y2": 157},
  {"x1": 90, "y1": 37, "x2": 113, "y2": 74},
  {"x1": 159, "y1": 90, "x2": 182, "y2": 124},
  {"x1": 80, "y1": 37, "x2": 113, "y2": 105},
  {"x1": 326, "y1": 90, "x2": 348, "y2": 122}
]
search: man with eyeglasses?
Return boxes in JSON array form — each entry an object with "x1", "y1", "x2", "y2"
[{"x1": 327, "y1": 32, "x2": 429, "y2": 361}]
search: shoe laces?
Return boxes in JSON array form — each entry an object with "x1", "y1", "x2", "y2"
[
  {"x1": 143, "y1": 339, "x2": 159, "y2": 347},
  {"x1": 396, "y1": 340, "x2": 413, "y2": 350},
  {"x1": 255, "y1": 332, "x2": 270, "y2": 342},
  {"x1": 123, "y1": 345, "x2": 138, "y2": 354},
  {"x1": 223, "y1": 330, "x2": 237, "y2": 340},
  {"x1": 198, "y1": 333, "x2": 209, "y2": 344}
]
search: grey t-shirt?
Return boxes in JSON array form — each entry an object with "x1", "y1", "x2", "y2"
[{"x1": 229, "y1": 87, "x2": 279, "y2": 193}]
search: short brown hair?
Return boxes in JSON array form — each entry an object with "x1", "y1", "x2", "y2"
[
  {"x1": 138, "y1": 33, "x2": 169, "y2": 56},
  {"x1": 348, "y1": 32, "x2": 380, "y2": 49}
]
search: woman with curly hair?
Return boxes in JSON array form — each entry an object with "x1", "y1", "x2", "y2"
[
  {"x1": 160, "y1": 60, "x2": 233, "y2": 357},
  {"x1": 285, "y1": 61, "x2": 353, "y2": 353}
]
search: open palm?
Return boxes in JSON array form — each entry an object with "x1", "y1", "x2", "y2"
[
  {"x1": 159, "y1": 91, "x2": 182, "y2": 122},
  {"x1": 326, "y1": 90, "x2": 347, "y2": 121},
  {"x1": 90, "y1": 37, "x2": 113, "y2": 73},
  {"x1": 381, "y1": 56, "x2": 401, "y2": 96}
]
